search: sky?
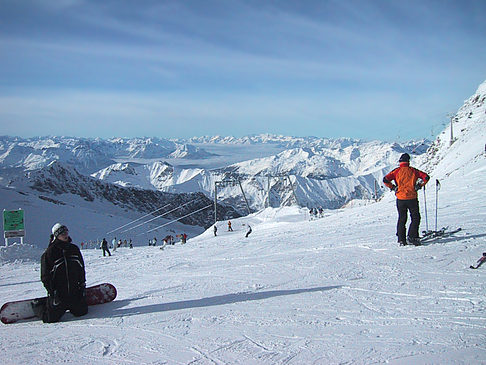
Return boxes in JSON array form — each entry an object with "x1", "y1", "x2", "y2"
[{"x1": 0, "y1": 0, "x2": 485, "y2": 142}]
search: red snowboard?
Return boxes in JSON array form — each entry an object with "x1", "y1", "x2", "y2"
[{"x1": 1, "y1": 283, "x2": 117, "y2": 324}]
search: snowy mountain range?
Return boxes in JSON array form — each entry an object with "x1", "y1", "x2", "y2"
[
  {"x1": 0, "y1": 134, "x2": 429, "y2": 214},
  {"x1": 0, "y1": 136, "x2": 216, "y2": 174}
]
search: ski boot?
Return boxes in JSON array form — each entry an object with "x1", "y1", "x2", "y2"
[
  {"x1": 31, "y1": 298, "x2": 47, "y2": 318},
  {"x1": 407, "y1": 237, "x2": 422, "y2": 246}
]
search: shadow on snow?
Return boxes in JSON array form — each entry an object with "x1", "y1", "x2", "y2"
[
  {"x1": 93, "y1": 285, "x2": 342, "y2": 319},
  {"x1": 0, "y1": 280, "x2": 40, "y2": 288}
]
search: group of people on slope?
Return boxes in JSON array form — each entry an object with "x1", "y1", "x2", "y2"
[
  {"x1": 214, "y1": 221, "x2": 252, "y2": 238},
  {"x1": 309, "y1": 207, "x2": 325, "y2": 219},
  {"x1": 31, "y1": 152, "x2": 460, "y2": 325},
  {"x1": 99, "y1": 237, "x2": 134, "y2": 256},
  {"x1": 148, "y1": 233, "x2": 188, "y2": 247}
]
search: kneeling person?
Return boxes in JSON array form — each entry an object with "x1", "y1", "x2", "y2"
[{"x1": 38, "y1": 223, "x2": 88, "y2": 323}]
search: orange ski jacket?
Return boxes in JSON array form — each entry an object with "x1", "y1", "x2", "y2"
[{"x1": 383, "y1": 162, "x2": 430, "y2": 200}]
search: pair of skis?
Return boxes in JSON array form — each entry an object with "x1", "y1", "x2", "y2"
[
  {"x1": 470, "y1": 254, "x2": 486, "y2": 269},
  {"x1": 420, "y1": 226, "x2": 462, "y2": 243},
  {"x1": 421, "y1": 180, "x2": 462, "y2": 243}
]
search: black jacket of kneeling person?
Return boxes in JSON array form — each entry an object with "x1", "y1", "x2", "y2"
[{"x1": 39, "y1": 223, "x2": 88, "y2": 323}]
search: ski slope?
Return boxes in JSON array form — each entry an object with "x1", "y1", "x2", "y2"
[
  {"x1": 0, "y1": 152, "x2": 485, "y2": 364},
  {"x1": 1, "y1": 81, "x2": 485, "y2": 363}
]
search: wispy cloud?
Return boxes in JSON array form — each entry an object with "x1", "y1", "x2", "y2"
[{"x1": 0, "y1": 86, "x2": 462, "y2": 141}]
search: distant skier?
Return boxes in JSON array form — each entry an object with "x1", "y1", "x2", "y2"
[
  {"x1": 383, "y1": 153, "x2": 430, "y2": 246},
  {"x1": 228, "y1": 221, "x2": 233, "y2": 231},
  {"x1": 214, "y1": 225, "x2": 218, "y2": 236},
  {"x1": 245, "y1": 225, "x2": 252, "y2": 238},
  {"x1": 101, "y1": 238, "x2": 111, "y2": 257},
  {"x1": 112, "y1": 237, "x2": 117, "y2": 251},
  {"x1": 181, "y1": 233, "x2": 187, "y2": 244},
  {"x1": 470, "y1": 253, "x2": 486, "y2": 269}
]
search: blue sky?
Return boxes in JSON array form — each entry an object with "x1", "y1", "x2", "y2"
[{"x1": 0, "y1": 0, "x2": 485, "y2": 141}]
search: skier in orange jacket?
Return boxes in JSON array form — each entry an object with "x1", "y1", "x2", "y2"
[{"x1": 383, "y1": 153, "x2": 430, "y2": 246}]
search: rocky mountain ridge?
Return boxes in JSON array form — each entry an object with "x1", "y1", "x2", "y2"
[{"x1": 9, "y1": 161, "x2": 239, "y2": 229}]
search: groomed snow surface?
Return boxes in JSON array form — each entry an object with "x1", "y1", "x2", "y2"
[{"x1": 1, "y1": 154, "x2": 485, "y2": 364}]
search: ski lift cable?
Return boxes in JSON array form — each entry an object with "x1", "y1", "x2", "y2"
[
  {"x1": 142, "y1": 204, "x2": 213, "y2": 235},
  {"x1": 106, "y1": 203, "x2": 171, "y2": 235},
  {"x1": 120, "y1": 198, "x2": 201, "y2": 234},
  {"x1": 120, "y1": 198, "x2": 203, "y2": 234}
]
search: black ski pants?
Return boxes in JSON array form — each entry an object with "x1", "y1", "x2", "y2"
[
  {"x1": 396, "y1": 198, "x2": 420, "y2": 243},
  {"x1": 42, "y1": 292, "x2": 88, "y2": 323}
]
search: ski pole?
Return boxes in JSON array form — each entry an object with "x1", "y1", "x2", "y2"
[
  {"x1": 435, "y1": 179, "x2": 441, "y2": 232},
  {"x1": 423, "y1": 184, "x2": 429, "y2": 232}
]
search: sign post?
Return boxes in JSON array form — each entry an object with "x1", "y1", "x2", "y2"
[{"x1": 3, "y1": 209, "x2": 25, "y2": 246}]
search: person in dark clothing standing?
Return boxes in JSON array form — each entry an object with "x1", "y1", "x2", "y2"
[
  {"x1": 245, "y1": 225, "x2": 252, "y2": 238},
  {"x1": 383, "y1": 153, "x2": 430, "y2": 246},
  {"x1": 37, "y1": 223, "x2": 88, "y2": 323},
  {"x1": 101, "y1": 238, "x2": 111, "y2": 256}
]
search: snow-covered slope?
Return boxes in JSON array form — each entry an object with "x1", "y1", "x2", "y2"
[
  {"x1": 91, "y1": 161, "x2": 206, "y2": 191},
  {"x1": 423, "y1": 80, "x2": 486, "y2": 179},
  {"x1": 1, "y1": 119, "x2": 484, "y2": 362}
]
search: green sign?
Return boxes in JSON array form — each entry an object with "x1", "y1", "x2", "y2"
[{"x1": 3, "y1": 210, "x2": 25, "y2": 232}]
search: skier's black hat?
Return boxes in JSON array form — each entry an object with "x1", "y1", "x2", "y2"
[{"x1": 399, "y1": 153, "x2": 410, "y2": 162}]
